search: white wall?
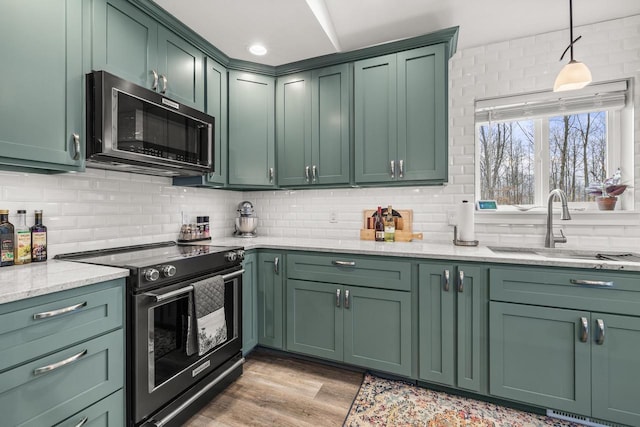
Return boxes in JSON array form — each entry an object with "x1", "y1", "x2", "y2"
[{"x1": 2, "y1": 14, "x2": 638, "y2": 255}]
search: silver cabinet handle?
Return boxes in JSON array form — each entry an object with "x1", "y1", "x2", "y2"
[
  {"x1": 457, "y1": 270, "x2": 464, "y2": 292},
  {"x1": 305, "y1": 166, "x2": 310, "y2": 183},
  {"x1": 72, "y1": 133, "x2": 81, "y2": 160},
  {"x1": 336, "y1": 289, "x2": 341, "y2": 307},
  {"x1": 595, "y1": 319, "x2": 605, "y2": 345},
  {"x1": 33, "y1": 349, "x2": 87, "y2": 376},
  {"x1": 580, "y1": 317, "x2": 589, "y2": 342},
  {"x1": 390, "y1": 160, "x2": 395, "y2": 178},
  {"x1": 151, "y1": 69, "x2": 159, "y2": 91},
  {"x1": 160, "y1": 74, "x2": 168, "y2": 94},
  {"x1": 344, "y1": 289, "x2": 350, "y2": 309},
  {"x1": 398, "y1": 159, "x2": 404, "y2": 178},
  {"x1": 74, "y1": 417, "x2": 89, "y2": 427},
  {"x1": 33, "y1": 301, "x2": 87, "y2": 320},
  {"x1": 332, "y1": 260, "x2": 355, "y2": 267},
  {"x1": 268, "y1": 167, "x2": 275, "y2": 184},
  {"x1": 274, "y1": 257, "x2": 279, "y2": 274},
  {"x1": 312, "y1": 165, "x2": 317, "y2": 183},
  {"x1": 443, "y1": 269, "x2": 450, "y2": 292},
  {"x1": 570, "y1": 279, "x2": 613, "y2": 288}
]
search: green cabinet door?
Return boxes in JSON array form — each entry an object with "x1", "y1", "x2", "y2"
[
  {"x1": 257, "y1": 252, "x2": 284, "y2": 348},
  {"x1": 456, "y1": 264, "x2": 487, "y2": 393},
  {"x1": 157, "y1": 26, "x2": 204, "y2": 110},
  {"x1": 354, "y1": 54, "x2": 397, "y2": 183},
  {"x1": 204, "y1": 57, "x2": 227, "y2": 186},
  {"x1": 311, "y1": 64, "x2": 351, "y2": 185},
  {"x1": 343, "y1": 286, "x2": 412, "y2": 377},
  {"x1": 489, "y1": 302, "x2": 591, "y2": 415},
  {"x1": 591, "y1": 313, "x2": 640, "y2": 426},
  {"x1": 228, "y1": 71, "x2": 276, "y2": 187},
  {"x1": 418, "y1": 263, "x2": 487, "y2": 393},
  {"x1": 242, "y1": 252, "x2": 258, "y2": 355},
  {"x1": 397, "y1": 45, "x2": 447, "y2": 182},
  {"x1": 91, "y1": 0, "x2": 159, "y2": 88},
  {"x1": 418, "y1": 263, "x2": 455, "y2": 385},
  {"x1": 0, "y1": 0, "x2": 84, "y2": 172},
  {"x1": 286, "y1": 280, "x2": 343, "y2": 362},
  {"x1": 276, "y1": 73, "x2": 312, "y2": 187}
]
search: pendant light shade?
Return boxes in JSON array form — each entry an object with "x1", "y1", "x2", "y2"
[{"x1": 553, "y1": 0, "x2": 592, "y2": 92}]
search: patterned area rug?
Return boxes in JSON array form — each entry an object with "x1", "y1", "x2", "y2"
[{"x1": 344, "y1": 373, "x2": 585, "y2": 427}]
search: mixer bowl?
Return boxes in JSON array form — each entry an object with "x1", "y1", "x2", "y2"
[{"x1": 235, "y1": 216, "x2": 258, "y2": 236}]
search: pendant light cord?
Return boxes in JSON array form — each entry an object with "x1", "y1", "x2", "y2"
[{"x1": 559, "y1": 0, "x2": 582, "y2": 61}]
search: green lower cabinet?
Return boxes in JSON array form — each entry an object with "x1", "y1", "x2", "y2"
[
  {"x1": 286, "y1": 280, "x2": 343, "y2": 361},
  {"x1": 286, "y1": 280, "x2": 412, "y2": 377},
  {"x1": 55, "y1": 389, "x2": 124, "y2": 427},
  {"x1": 591, "y1": 313, "x2": 640, "y2": 426},
  {"x1": 257, "y1": 252, "x2": 284, "y2": 349},
  {"x1": 242, "y1": 252, "x2": 258, "y2": 355},
  {"x1": 489, "y1": 302, "x2": 592, "y2": 415},
  {"x1": 418, "y1": 263, "x2": 487, "y2": 393}
]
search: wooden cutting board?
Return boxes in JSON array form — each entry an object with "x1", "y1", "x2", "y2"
[{"x1": 360, "y1": 209, "x2": 422, "y2": 241}]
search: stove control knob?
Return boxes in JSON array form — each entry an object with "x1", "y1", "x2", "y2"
[
  {"x1": 144, "y1": 268, "x2": 160, "y2": 282},
  {"x1": 225, "y1": 251, "x2": 237, "y2": 262},
  {"x1": 162, "y1": 265, "x2": 177, "y2": 278},
  {"x1": 236, "y1": 250, "x2": 245, "y2": 261}
]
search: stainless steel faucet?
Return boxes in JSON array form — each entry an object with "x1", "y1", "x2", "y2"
[{"x1": 545, "y1": 189, "x2": 572, "y2": 248}]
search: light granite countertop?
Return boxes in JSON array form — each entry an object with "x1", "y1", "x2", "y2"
[
  {"x1": 2, "y1": 236, "x2": 638, "y2": 306},
  {"x1": 212, "y1": 236, "x2": 640, "y2": 273},
  {"x1": 0, "y1": 260, "x2": 129, "y2": 305}
]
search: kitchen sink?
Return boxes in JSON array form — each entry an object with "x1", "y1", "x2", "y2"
[{"x1": 487, "y1": 246, "x2": 640, "y2": 263}]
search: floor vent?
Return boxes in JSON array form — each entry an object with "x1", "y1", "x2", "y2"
[{"x1": 546, "y1": 409, "x2": 622, "y2": 427}]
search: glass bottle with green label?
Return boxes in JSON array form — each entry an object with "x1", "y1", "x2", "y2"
[
  {"x1": 14, "y1": 209, "x2": 31, "y2": 265},
  {"x1": 0, "y1": 210, "x2": 15, "y2": 266}
]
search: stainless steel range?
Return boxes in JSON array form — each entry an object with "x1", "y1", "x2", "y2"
[{"x1": 56, "y1": 241, "x2": 245, "y2": 427}]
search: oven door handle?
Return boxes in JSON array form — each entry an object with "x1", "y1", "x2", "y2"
[{"x1": 144, "y1": 269, "x2": 244, "y2": 302}]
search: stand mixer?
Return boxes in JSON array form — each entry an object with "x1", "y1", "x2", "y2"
[{"x1": 234, "y1": 201, "x2": 258, "y2": 237}]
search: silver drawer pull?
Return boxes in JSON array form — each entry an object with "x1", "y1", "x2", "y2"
[
  {"x1": 33, "y1": 301, "x2": 87, "y2": 320},
  {"x1": 579, "y1": 317, "x2": 589, "y2": 342},
  {"x1": 160, "y1": 74, "x2": 168, "y2": 94},
  {"x1": 390, "y1": 160, "x2": 395, "y2": 178},
  {"x1": 151, "y1": 69, "x2": 159, "y2": 91},
  {"x1": 443, "y1": 269, "x2": 450, "y2": 292},
  {"x1": 33, "y1": 349, "x2": 87, "y2": 376},
  {"x1": 336, "y1": 289, "x2": 341, "y2": 307},
  {"x1": 457, "y1": 270, "x2": 464, "y2": 292},
  {"x1": 312, "y1": 165, "x2": 318, "y2": 183},
  {"x1": 332, "y1": 260, "x2": 355, "y2": 267},
  {"x1": 72, "y1": 133, "x2": 81, "y2": 160},
  {"x1": 570, "y1": 279, "x2": 613, "y2": 287},
  {"x1": 74, "y1": 416, "x2": 89, "y2": 427},
  {"x1": 398, "y1": 159, "x2": 404, "y2": 178},
  {"x1": 595, "y1": 319, "x2": 605, "y2": 345},
  {"x1": 305, "y1": 166, "x2": 310, "y2": 183},
  {"x1": 344, "y1": 289, "x2": 350, "y2": 309},
  {"x1": 274, "y1": 257, "x2": 279, "y2": 274}
]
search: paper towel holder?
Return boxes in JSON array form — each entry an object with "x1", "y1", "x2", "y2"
[{"x1": 453, "y1": 225, "x2": 479, "y2": 246}]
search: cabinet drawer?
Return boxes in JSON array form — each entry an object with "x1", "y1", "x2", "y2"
[
  {"x1": 0, "y1": 329, "x2": 124, "y2": 427},
  {"x1": 0, "y1": 281, "x2": 123, "y2": 372},
  {"x1": 287, "y1": 253, "x2": 411, "y2": 291},
  {"x1": 55, "y1": 389, "x2": 124, "y2": 427},
  {"x1": 490, "y1": 266, "x2": 640, "y2": 315}
]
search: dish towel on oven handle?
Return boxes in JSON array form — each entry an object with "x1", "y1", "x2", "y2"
[{"x1": 186, "y1": 275, "x2": 227, "y2": 356}]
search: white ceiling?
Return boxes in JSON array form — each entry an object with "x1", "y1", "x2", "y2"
[{"x1": 153, "y1": 0, "x2": 640, "y2": 66}]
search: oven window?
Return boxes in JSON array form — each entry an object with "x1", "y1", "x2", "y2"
[{"x1": 115, "y1": 91, "x2": 210, "y2": 166}]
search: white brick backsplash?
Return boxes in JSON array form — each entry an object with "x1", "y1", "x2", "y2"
[{"x1": 0, "y1": 15, "x2": 637, "y2": 259}]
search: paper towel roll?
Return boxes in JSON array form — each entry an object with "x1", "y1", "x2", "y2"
[{"x1": 457, "y1": 200, "x2": 475, "y2": 242}]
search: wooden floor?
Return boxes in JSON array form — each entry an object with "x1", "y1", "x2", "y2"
[{"x1": 183, "y1": 349, "x2": 363, "y2": 427}]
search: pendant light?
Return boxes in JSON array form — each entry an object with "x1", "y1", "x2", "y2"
[{"x1": 553, "y1": 0, "x2": 592, "y2": 92}]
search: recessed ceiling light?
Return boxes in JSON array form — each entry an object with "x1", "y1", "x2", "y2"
[{"x1": 248, "y1": 44, "x2": 267, "y2": 56}]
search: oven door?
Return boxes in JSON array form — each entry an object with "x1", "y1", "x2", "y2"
[{"x1": 131, "y1": 267, "x2": 242, "y2": 425}]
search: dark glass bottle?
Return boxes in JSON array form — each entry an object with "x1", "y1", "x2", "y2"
[
  {"x1": 31, "y1": 210, "x2": 47, "y2": 262},
  {"x1": 374, "y1": 206, "x2": 385, "y2": 241},
  {"x1": 0, "y1": 209, "x2": 15, "y2": 267}
]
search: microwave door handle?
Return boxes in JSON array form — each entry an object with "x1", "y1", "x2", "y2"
[{"x1": 144, "y1": 269, "x2": 245, "y2": 302}]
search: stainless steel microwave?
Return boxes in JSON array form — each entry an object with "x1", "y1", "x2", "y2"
[{"x1": 86, "y1": 70, "x2": 213, "y2": 176}]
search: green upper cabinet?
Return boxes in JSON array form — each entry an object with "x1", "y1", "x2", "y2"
[
  {"x1": 418, "y1": 263, "x2": 487, "y2": 394},
  {"x1": 203, "y1": 57, "x2": 227, "y2": 186},
  {"x1": 276, "y1": 64, "x2": 350, "y2": 187},
  {"x1": 0, "y1": 0, "x2": 84, "y2": 172},
  {"x1": 91, "y1": 0, "x2": 204, "y2": 110},
  {"x1": 228, "y1": 71, "x2": 276, "y2": 188},
  {"x1": 354, "y1": 44, "x2": 447, "y2": 185}
]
